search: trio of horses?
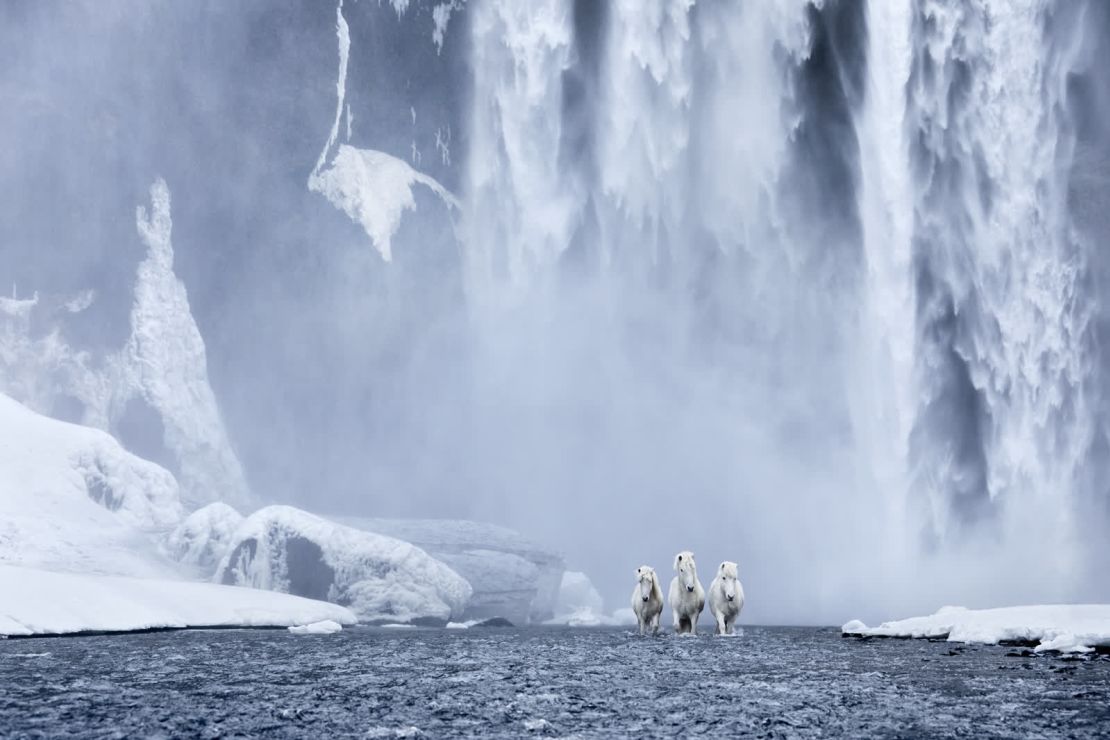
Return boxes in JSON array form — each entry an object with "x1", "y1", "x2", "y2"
[{"x1": 631, "y1": 551, "x2": 744, "y2": 636}]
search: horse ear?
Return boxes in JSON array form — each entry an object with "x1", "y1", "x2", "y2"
[{"x1": 673, "y1": 554, "x2": 681, "y2": 571}]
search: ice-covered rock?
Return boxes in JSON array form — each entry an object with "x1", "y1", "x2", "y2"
[
  {"x1": 546, "y1": 571, "x2": 618, "y2": 627},
  {"x1": 555, "y1": 571, "x2": 604, "y2": 615},
  {"x1": 342, "y1": 517, "x2": 565, "y2": 624},
  {"x1": 217, "y1": 506, "x2": 472, "y2": 624},
  {"x1": 842, "y1": 605, "x2": 1110, "y2": 654},
  {"x1": 288, "y1": 619, "x2": 344, "y2": 635},
  {"x1": 310, "y1": 145, "x2": 458, "y2": 262},
  {"x1": 0, "y1": 392, "x2": 183, "y2": 577},
  {"x1": 166, "y1": 502, "x2": 244, "y2": 575},
  {"x1": 0, "y1": 564, "x2": 355, "y2": 637}
]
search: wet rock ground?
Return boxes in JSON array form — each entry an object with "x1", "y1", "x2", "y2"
[{"x1": 1, "y1": 626, "x2": 1107, "y2": 737}]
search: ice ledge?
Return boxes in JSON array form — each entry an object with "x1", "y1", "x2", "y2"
[
  {"x1": 842, "y1": 605, "x2": 1110, "y2": 654},
  {"x1": 0, "y1": 565, "x2": 356, "y2": 637}
]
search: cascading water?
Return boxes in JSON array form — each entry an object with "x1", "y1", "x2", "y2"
[
  {"x1": 436, "y1": 0, "x2": 1109, "y2": 617},
  {"x1": 903, "y1": 0, "x2": 1096, "y2": 598}
]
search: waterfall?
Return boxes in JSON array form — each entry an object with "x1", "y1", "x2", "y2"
[
  {"x1": 463, "y1": 0, "x2": 580, "y2": 300},
  {"x1": 375, "y1": 0, "x2": 1107, "y2": 614},
  {"x1": 905, "y1": 0, "x2": 1094, "y2": 579}
]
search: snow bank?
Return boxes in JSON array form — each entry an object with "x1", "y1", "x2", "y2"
[
  {"x1": 288, "y1": 619, "x2": 343, "y2": 635},
  {"x1": 0, "y1": 392, "x2": 183, "y2": 577},
  {"x1": 166, "y1": 502, "x2": 244, "y2": 575},
  {"x1": 0, "y1": 565, "x2": 355, "y2": 637},
  {"x1": 343, "y1": 517, "x2": 565, "y2": 624},
  {"x1": 842, "y1": 605, "x2": 1110, "y2": 653},
  {"x1": 217, "y1": 506, "x2": 472, "y2": 624}
]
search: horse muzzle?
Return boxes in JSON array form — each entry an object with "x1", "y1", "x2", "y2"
[
  {"x1": 642, "y1": 596, "x2": 649, "y2": 602},
  {"x1": 686, "y1": 586, "x2": 694, "y2": 593}
]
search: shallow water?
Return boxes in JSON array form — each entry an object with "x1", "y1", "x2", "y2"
[{"x1": 1, "y1": 626, "x2": 1107, "y2": 738}]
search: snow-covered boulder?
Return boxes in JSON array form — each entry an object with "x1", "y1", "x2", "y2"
[
  {"x1": 0, "y1": 392, "x2": 183, "y2": 577},
  {"x1": 342, "y1": 518, "x2": 565, "y2": 624},
  {"x1": 166, "y1": 502, "x2": 244, "y2": 575},
  {"x1": 842, "y1": 605, "x2": 1110, "y2": 654},
  {"x1": 216, "y1": 506, "x2": 472, "y2": 624}
]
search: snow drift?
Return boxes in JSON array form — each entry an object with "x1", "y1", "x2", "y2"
[
  {"x1": 217, "y1": 506, "x2": 472, "y2": 624},
  {"x1": 843, "y1": 605, "x2": 1110, "y2": 654},
  {"x1": 0, "y1": 391, "x2": 182, "y2": 577}
]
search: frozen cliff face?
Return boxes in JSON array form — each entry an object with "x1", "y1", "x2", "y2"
[
  {"x1": 307, "y1": 2, "x2": 457, "y2": 263},
  {"x1": 166, "y1": 502, "x2": 244, "y2": 576},
  {"x1": 0, "y1": 391, "x2": 183, "y2": 578},
  {"x1": 342, "y1": 517, "x2": 565, "y2": 624},
  {"x1": 216, "y1": 506, "x2": 472, "y2": 624},
  {"x1": 0, "y1": 180, "x2": 252, "y2": 511},
  {"x1": 107, "y1": 180, "x2": 252, "y2": 509}
]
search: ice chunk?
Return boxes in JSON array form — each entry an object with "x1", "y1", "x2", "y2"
[
  {"x1": 288, "y1": 619, "x2": 343, "y2": 635},
  {"x1": 217, "y1": 506, "x2": 472, "y2": 624}
]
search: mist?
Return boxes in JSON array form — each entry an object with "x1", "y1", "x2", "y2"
[{"x1": 3, "y1": 0, "x2": 1110, "y2": 627}]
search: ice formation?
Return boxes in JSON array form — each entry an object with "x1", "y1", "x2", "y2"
[
  {"x1": 217, "y1": 506, "x2": 472, "y2": 624},
  {"x1": 308, "y1": 1, "x2": 457, "y2": 262},
  {"x1": 344, "y1": 517, "x2": 565, "y2": 623}
]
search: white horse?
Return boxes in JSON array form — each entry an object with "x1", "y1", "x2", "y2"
[
  {"x1": 631, "y1": 565, "x2": 664, "y2": 635},
  {"x1": 708, "y1": 561, "x2": 745, "y2": 635},
  {"x1": 668, "y1": 551, "x2": 705, "y2": 635}
]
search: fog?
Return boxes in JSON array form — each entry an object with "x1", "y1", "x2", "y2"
[{"x1": 3, "y1": 0, "x2": 1110, "y2": 625}]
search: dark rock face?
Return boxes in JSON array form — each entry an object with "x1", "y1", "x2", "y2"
[{"x1": 221, "y1": 534, "x2": 337, "y2": 604}]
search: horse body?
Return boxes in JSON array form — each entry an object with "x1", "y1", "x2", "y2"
[
  {"x1": 708, "y1": 561, "x2": 745, "y2": 635},
  {"x1": 630, "y1": 565, "x2": 664, "y2": 635},
  {"x1": 668, "y1": 551, "x2": 705, "y2": 635}
]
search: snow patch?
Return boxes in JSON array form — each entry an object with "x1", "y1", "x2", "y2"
[
  {"x1": 842, "y1": 605, "x2": 1110, "y2": 654},
  {"x1": 0, "y1": 564, "x2": 355, "y2": 637}
]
